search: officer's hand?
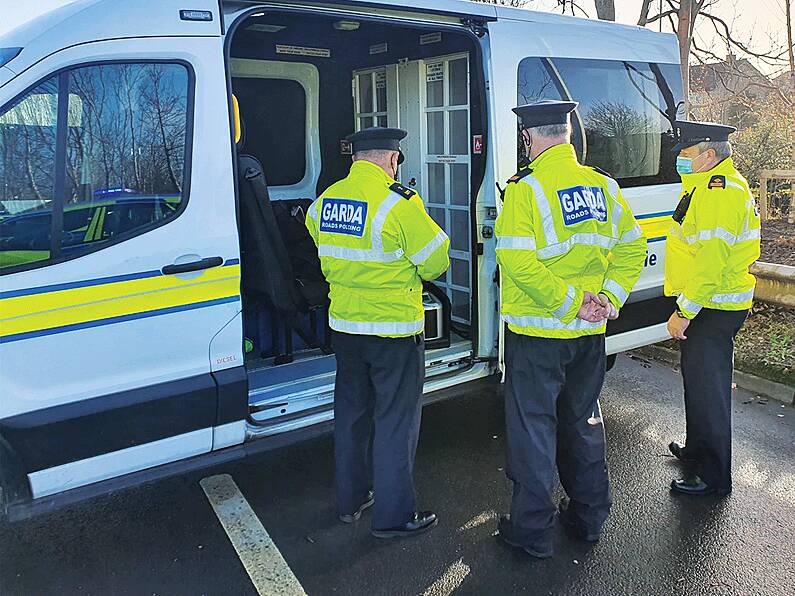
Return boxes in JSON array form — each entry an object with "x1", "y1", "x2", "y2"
[
  {"x1": 666, "y1": 312, "x2": 690, "y2": 340},
  {"x1": 577, "y1": 292, "x2": 607, "y2": 322},
  {"x1": 597, "y1": 293, "x2": 619, "y2": 320}
]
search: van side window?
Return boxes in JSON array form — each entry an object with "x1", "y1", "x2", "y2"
[
  {"x1": 0, "y1": 79, "x2": 58, "y2": 269},
  {"x1": 517, "y1": 58, "x2": 684, "y2": 187},
  {"x1": 0, "y1": 62, "x2": 191, "y2": 274}
]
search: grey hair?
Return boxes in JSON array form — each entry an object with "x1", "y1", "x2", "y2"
[
  {"x1": 529, "y1": 122, "x2": 571, "y2": 139},
  {"x1": 697, "y1": 140, "x2": 732, "y2": 161},
  {"x1": 353, "y1": 149, "x2": 397, "y2": 162}
]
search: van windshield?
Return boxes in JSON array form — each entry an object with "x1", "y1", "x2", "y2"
[{"x1": 517, "y1": 57, "x2": 684, "y2": 187}]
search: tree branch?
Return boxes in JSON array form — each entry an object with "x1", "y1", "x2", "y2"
[
  {"x1": 637, "y1": 0, "x2": 653, "y2": 25},
  {"x1": 644, "y1": 10, "x2": 678, "y2": 25},
  {"x1": 701, "y1": 11, "x2": 789, "y2": 65}
]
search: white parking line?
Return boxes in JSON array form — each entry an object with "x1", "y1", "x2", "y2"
[{"x1": 200, "y1": 474, "x2": 307, "y2": 596}]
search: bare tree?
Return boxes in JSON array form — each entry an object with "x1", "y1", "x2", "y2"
[
  {"x1": 633, "y1": 1, "x2": 790, "y2": 114},
  {"x1": 593, "y1": 0, "x2": 615, "y2": 21}
]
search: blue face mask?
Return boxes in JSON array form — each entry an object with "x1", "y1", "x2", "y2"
[{"x1": 676, "y1": 156, "x2": 693, "y2": 175}]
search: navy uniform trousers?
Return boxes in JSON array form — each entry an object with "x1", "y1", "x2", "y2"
[
  {"x1": 679, "y1": 308, "x2": 748, "y2": 491},
  {"x1": 332, "y1": 330, "x2": 424, "y2": 530},
  {"x1": 504, "y1": 329, "x2": 612, "y2": 548}
]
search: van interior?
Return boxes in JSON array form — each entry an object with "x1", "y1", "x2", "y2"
[{"x1": 228, "y1": 10, "x2": 488, "y2": 430}]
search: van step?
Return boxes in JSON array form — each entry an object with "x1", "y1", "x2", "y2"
[
  {"x1": 247, "y1": 341, "x2": 473, "y2": 425},
  {"x1": 246, "y1": 360, "x2": 493, "y2": 439}
]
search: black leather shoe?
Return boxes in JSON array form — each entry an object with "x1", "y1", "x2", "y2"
[
  {"x1": 496, "y1": 515, "x2": 553, "y2": 559},
  {"x1": 371, "y1": 511, "x2": 438, "y2": 538},
  {"x1": 668, "y1": 441, "x2": 696, "y2": 463},
  {"x1": 670, "y1": 476, "x2": 731, "y2": 496},
  {"x1": 339, "y1": 491, "x2": 375, "y2": 523},
  {"x1": 558, "y1": 499, "x2": 600, "y2": 543}
]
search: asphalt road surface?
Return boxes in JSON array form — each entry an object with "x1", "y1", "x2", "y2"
[{"x1": 1, "y1": 354, "x2": 794, "y2": 596}]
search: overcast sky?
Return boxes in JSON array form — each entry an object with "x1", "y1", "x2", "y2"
[{"x1": 1, "y1": 0, "x2": 789, "y2": 75}]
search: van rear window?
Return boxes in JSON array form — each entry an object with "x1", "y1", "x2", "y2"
[
  {"x1": 232, "y1": 77, "x2": 306, "y2": 187},
  {"x1": 517, "y1": 58, "x2": 684, "y2": 187}
]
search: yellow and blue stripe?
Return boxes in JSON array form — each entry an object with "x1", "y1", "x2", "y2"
[
  {"x1": 0, "y1": 259, "x2": 241, "y2": 344},
  {"x1": 636, "y1": 211, "x2": 673, "y2": 243}
]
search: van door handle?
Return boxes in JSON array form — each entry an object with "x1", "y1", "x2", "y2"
[{"x1": 161, "y1": 256, "x2": 224, "y2": 275}]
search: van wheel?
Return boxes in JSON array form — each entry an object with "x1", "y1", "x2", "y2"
[{"x1": 606, "y1": 354, "x2": 617, "y2": 372}]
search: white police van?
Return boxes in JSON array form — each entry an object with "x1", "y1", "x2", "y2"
[{"x1": 0, "y1": 0, "x2": 683, "y2": 520}]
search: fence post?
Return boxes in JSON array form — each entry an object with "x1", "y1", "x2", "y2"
[{"x1": 759, "y1": 175, "x2": 768, "y2": 221}]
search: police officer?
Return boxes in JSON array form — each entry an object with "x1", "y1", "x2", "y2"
[
  {"x1": 494, "y1": 100, "x2": 647, "y2": 558},
  {"x1": 665, "y1": 120, "x2": 761, "y2": 496},
  {"x1": 305, "y1": 127, "x2": 450, "y2": 538}
]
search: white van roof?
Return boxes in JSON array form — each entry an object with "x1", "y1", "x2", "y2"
[{"x1": 1, "y1": 0, "x2": 678, "y2": 78}]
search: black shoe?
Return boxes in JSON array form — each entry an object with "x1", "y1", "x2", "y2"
[
  {"x1": 496, "y1": 515, "x2": 553, "y2": 559},
  {"x1": 558, "y1": 499, "x2": 600, "y2": 543},
  {"x1": 339, "y1": 491, "x2": 374, "y2": 524},
  {"x1": 371, "y1": 511, "x2": 438, "y2": 539},
  {"x1": 670, "y1": 476, "x2": 731, "y2": 496},
  {"x1": 668, "y1": 441, "x2": 696, "y2": 463}
]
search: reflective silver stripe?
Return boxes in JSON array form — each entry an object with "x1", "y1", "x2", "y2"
[
  {"x1": 605, "y1": 177, "x2": 621, "y2": 239},
  {"x1": 736, "y1": 228, "x2": 761, "y2": 242},
  {"x1": 318, "y1": 245, "x2": 404, "y2": 262},
  {"x1": 605, "y1": 176, "x2": 619, "y2": 200},
  {"x1": 371, "y1": 192, "x2": 403, "y2": 253},
  {"x1": 523, "y1": 176, "x2": 558, "y2": 245},
  {"x1": 537, "y1": 233, "x2": 616, "y2": 259},
  {"x1": 667, "y1": 223, "x2": 687, "y2": 242},
  {"x1": 408, "y1": 230, "x2": 448, "y2": 265},
  {"x1": 496, "y1": 236, "x2": 536, "y2": 250},
  {"x1": 698, "y1": 227, "x2": 738, "y2": 245},
  {"x1": 694, "y1": 226, "x2": 759, "y2": 246},
  {"x1": 725, "y1": 179, "x2": 747, "y2": 192},
  {"x1": 308, "y1": 200, "x2": 319, "y2": 222},
  {"x1": 712, "y1": 288, "x2": 754, "y2": 303},
  {"x1": 602, "y1": 279, "x2": 629, "y2": 306},
  {"x1": 552, "y1": 285, "x2": 576, "y2": 319},
  {"x1": 619, "y1": 225, "x2": 643, "y2": 244},
  {"x1": 501, "y1": 313, "x2": 603, "y2": 331},
  {"x1": 329, "y1": 316, "x2": 424, "y2": 335},
  {"x1": 676, "y1": 294, "x2": 702, "y2": 315}
]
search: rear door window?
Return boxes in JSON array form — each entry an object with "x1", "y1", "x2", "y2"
[
  {"x1": 517, "y1": 57, "x2": 684, "y2": 186},
  {"x1": 0, "y1": 62, "x2": 192, "y2": 273}
]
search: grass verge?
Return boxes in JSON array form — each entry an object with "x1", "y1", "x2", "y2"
[{"x1": 660, "y1": 304, "x2": 794, "y2": 387}]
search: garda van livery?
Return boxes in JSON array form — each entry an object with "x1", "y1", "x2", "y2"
[{"x1": 0, "y1": 0, "x2": 683, "y2": 519}]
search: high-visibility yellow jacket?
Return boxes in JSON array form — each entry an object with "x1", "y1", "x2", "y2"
[
  {"x1": 664, "y1": 157, "x2": 760, "y2": 319},
  {"x1": 495, "y1": 144, "x2": 647, "y2": 339},
  {"x1": 306, "y1": 160, "x2": 450, "y2": 337}
]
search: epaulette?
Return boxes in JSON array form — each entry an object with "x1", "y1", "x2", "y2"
[
  {"x1": 389, "y1": 182, "x2": 416, "y2": 200},
  {"x1": 507, "y1": 168, "x2": 533, "y2": 184},
  {"x1": 708, "y1": 175, "x2": 726, "y2": 190},
  {"x1": 588, "y1": 165, "x2": 613, "y2": 179}
]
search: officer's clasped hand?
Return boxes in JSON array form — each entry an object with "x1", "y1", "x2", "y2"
[
  {"x1": 597, "y1": 293, "x2": 619, "y2": 320},
  {"x1": 577, "y1": 291, "x2": 616, "y2": 323}
]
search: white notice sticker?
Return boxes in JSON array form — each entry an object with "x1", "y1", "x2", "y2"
[
  {"x1": 375, "y1": 70, "x2": 386, "y2": 89},
  {"x1": 426, "y1": 63, "x2": 444, "y2": 83},
  {"x1": 275, "y1": 44, "x2": 331, "y2": 58},
  {"x1": 420, "y1": 32, "x2": 442, "y2": 45},
  {"x1": 369, "y1": 43, "x2": 388, "y2": 55}
]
